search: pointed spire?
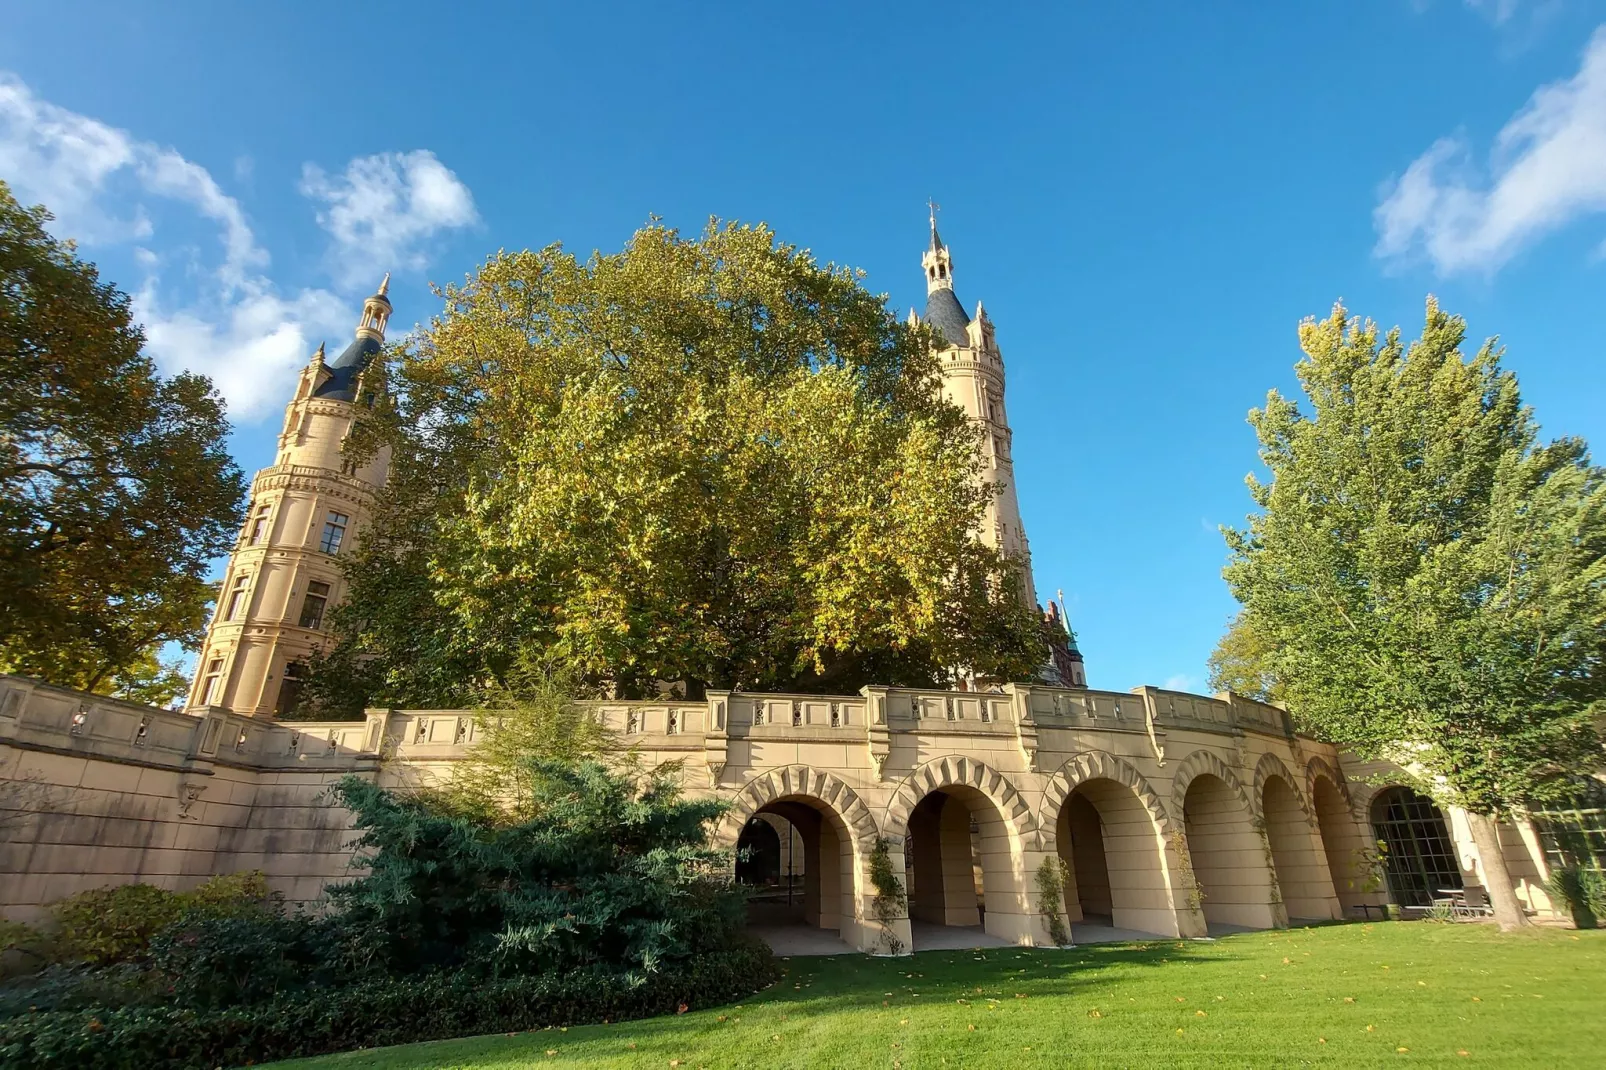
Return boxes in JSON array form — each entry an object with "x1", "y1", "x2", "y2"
[
  {"x1": 355, "y1": 271, "x2": 394, "y2": 341},
  {"x1": 975, "y1": 299, "x2": 987, "y2": 321},
  {"x1": 310, "y1": 341, "x2": 326, "y2": 365},
  {"x1": 927, "y1": 197, "x2": 944, "y2": 251}
]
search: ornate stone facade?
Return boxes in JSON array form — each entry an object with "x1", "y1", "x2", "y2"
[
  {"x1": 185, "y1": 281, "x2": 393, "y2": 718},
  {"x1": 0, "y1": 674, "x2": 1567, "y2": 949}
]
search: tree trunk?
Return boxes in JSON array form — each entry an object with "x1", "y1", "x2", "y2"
[{"x1": 1464, "y1": 810, "x2": 1531, "y2": 931}]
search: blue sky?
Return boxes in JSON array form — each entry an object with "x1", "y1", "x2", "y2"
[{"x1": 3, "y1": 1, "x2": 1604, "y2": 694}]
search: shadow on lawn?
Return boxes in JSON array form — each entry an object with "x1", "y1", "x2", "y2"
[{"x1": 742, "y1": 935, "x2": 1247, "y2": 1016}]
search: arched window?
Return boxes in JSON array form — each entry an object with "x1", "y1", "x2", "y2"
[{"x1": 1370, "y1": 786, "x2": 1462, "y2": 907}]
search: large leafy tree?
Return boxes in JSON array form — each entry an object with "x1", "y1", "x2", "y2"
[
  {"x1": 1223, "y1": 299, "x2": 1605, "y2": 929},
  {"x1": 1205, "y1": 609, "x2": 1283, "y2": 705},
  {"x1": 0, "y1": 182, "x2": 245, "y2": 703},
  {"x1": 313, "y1": 221, "x2": 1043, "y2": 708}
]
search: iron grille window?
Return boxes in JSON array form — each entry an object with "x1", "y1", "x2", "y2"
[
  {"x1": 319, "y1": 512, "x2": 349, "y2": 555},
  {"x1": 1371, "y1": 786, "x2": 1462, "y2": 907},
  {"x1": 298, "y1": 581, "x2": 331, "y2": 630},
  {"x1": 1529, "y1": 783, "x2": 1606, "y2": 878}
]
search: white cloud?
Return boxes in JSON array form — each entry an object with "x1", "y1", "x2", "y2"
[
  {"x1": 134, "y1": 284, "x2": 351, "y2": 423},
  {"x1": 1375, "y1": 26, "x2": 1606, "y2": 274},
  {"x1": 300, "y1": 150, "x2": 478, "y2": 286},
  {"x1": 1163, "y1": 674, "x2": 1202, "y2": 693},
  {"x1": 0, "y1": 73, "x2": 264, "y2": 287},
  {"x1": 0, "y1": 73, "x2": 476, "y2": 424}
]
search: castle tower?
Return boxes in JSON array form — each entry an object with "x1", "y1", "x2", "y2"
[
  {"x1": 916, "y1": 208, "x2": 1038, "y2": 610},
  {"x1": 186, "y1": 278, "x2": 394, "y2": 718}
]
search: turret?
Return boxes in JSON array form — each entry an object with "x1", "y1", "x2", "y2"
[
  {"x1": 915, "y1": 206, "x2": 1036, "y2": 608},
  {"x1": 186, "y1": 278, "x2": 395, "y2": 718}
]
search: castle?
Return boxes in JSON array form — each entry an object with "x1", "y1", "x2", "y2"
[{"x1": 0, "y1": 220, "x2": 1573, "y2": 950}]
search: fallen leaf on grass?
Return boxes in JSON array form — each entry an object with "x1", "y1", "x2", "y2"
[
  {"x1": 1088, "y1": 1010, "x2": 1103, "y2": 1019},
  {"x1": 1195, "y1": 1010, "x2": 1207, "y2": 1017}
]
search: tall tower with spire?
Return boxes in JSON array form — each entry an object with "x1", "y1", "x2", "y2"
[
  {"x1": 912, "y1": 210, "x2": 1085, "y2": 688},
  {"x1": 185, "y1": 278, "x2": 394, "y2": 717},
  {"x1": 914, "y1": 206, "x2": 1037, "y2": 608}
]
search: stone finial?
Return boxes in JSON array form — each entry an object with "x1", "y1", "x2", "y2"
[
  {"x1": 310, "y1": 341, "x2": 326, "y2": 365},
  {"x1": 376, "y1": 272, "x2": 390, "y2": 297}
]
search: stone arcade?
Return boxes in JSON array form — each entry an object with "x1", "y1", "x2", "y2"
[{"x1": 0, "y1": 222, "x2": 1568, "y2": 949}]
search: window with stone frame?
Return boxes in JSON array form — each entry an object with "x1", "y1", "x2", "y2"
[
  {"x1": 275, "y1": 662, "x2": 308, "y2": 718},
  {"x1": 223, "y1": 574, "x2": 251, "y2": 620},
  {"x1": 199, "y1": 658, "x2": 225, "y2": 705},
  {"x1": 319, "y1": 511, "x2": 349, "y2": 555},
  {"x1": 246, "y1": 504, "x2": 271, "y2": 545},
  {"x1": 298, "y1": 580, "x2": 332, "y2": 630}
]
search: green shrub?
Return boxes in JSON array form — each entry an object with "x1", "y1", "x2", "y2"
[
  {"x1": 327, "y1": 762, "x2": 745, "y2": 976},
  {"x1": 45, "y1": 871, "x2": 277, "y2": 967},
  {"x1": 46, "y1": 885, "x2": 185, "y2": 968},
  {"x1": 1546, "y1": 864, "x2": 1602, "y2": 930},
  {"x1": 147, "y1": 913, "x2": 311, "y2": 1009},
  {"x1": 1034, "y1": 856, "x2": 1072, "y2": 946},
  {"x1": 0, "y1": 920, "x2": 48, "y2": 977},
  {"x1": 0, "y1": 942, "x2": 779, "y2": 1070},
  {"x1": 0, "y1": 963, "x2": 166, "y2": 1017}
]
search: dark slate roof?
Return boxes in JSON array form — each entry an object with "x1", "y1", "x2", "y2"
[
  {"x1": 923, "y1": 286, "x2": 971, "y2": 347},
  {"x1": 313, "y1": 335, "x2": 382, "y2": 401}
]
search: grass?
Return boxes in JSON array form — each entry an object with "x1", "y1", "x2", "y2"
[{"x1": 266, "y1": 922, "x2": 1605, "y2": 1069}]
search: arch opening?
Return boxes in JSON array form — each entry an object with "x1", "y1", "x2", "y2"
[
  {"x1": 737, "y1": 795, "x2": 856, "y2": 945},
  {"x1": 1182, "y1": 772, "x2": 1280, "y2": 932},
  {"x1": 1053, "y1": 777, "x2": 1174, "y2": 937},
  {"x1": 1370, "y1": 786, "x2": 1462, "y2": 908},
  {"x1": 1311, "y1": 774, "x2": 1374, "y2": 915},
  {"x1": 1261, "y1": 775, "x2": 1340, "y2": 921},
  {"x1": 902, "y1": 785, "x2": 1015, "y2": 949}
]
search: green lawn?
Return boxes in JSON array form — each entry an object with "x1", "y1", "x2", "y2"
[{"x1": 266, "y1": 923, "x2": 1605, "y2": 1069}]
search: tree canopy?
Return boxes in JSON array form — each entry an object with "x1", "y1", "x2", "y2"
[
  {"x1": 0, "y1": 182, "x2": 244, "y2": 703},
  {"x1": 311, "y1": 221, "x2": 1044, "y2": 710},
  {"x1": 1223, "y1": 299, "x2": 1605, "y2": 927}
]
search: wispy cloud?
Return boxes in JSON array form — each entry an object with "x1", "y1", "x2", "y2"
[
  {"x1": 300, "y1": 150, "x2": 479, "y2": 286},
  {"x1": 1163, "y1": 673, "x2": 1202, "y2": 693},
  {"x1": 0, "y1": 74, "x2": 478, "y2": 423},
  {"x1": 1464, "y1": 0, "x2": 1523, "y2": 25},
  {"x1": 1374, "y1": 26, "x2": 1606, "y2": 274}
]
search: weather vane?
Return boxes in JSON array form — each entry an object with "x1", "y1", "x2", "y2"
[{"x1": 927, "y1": 198, "x2": 940, "y2": 228}]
